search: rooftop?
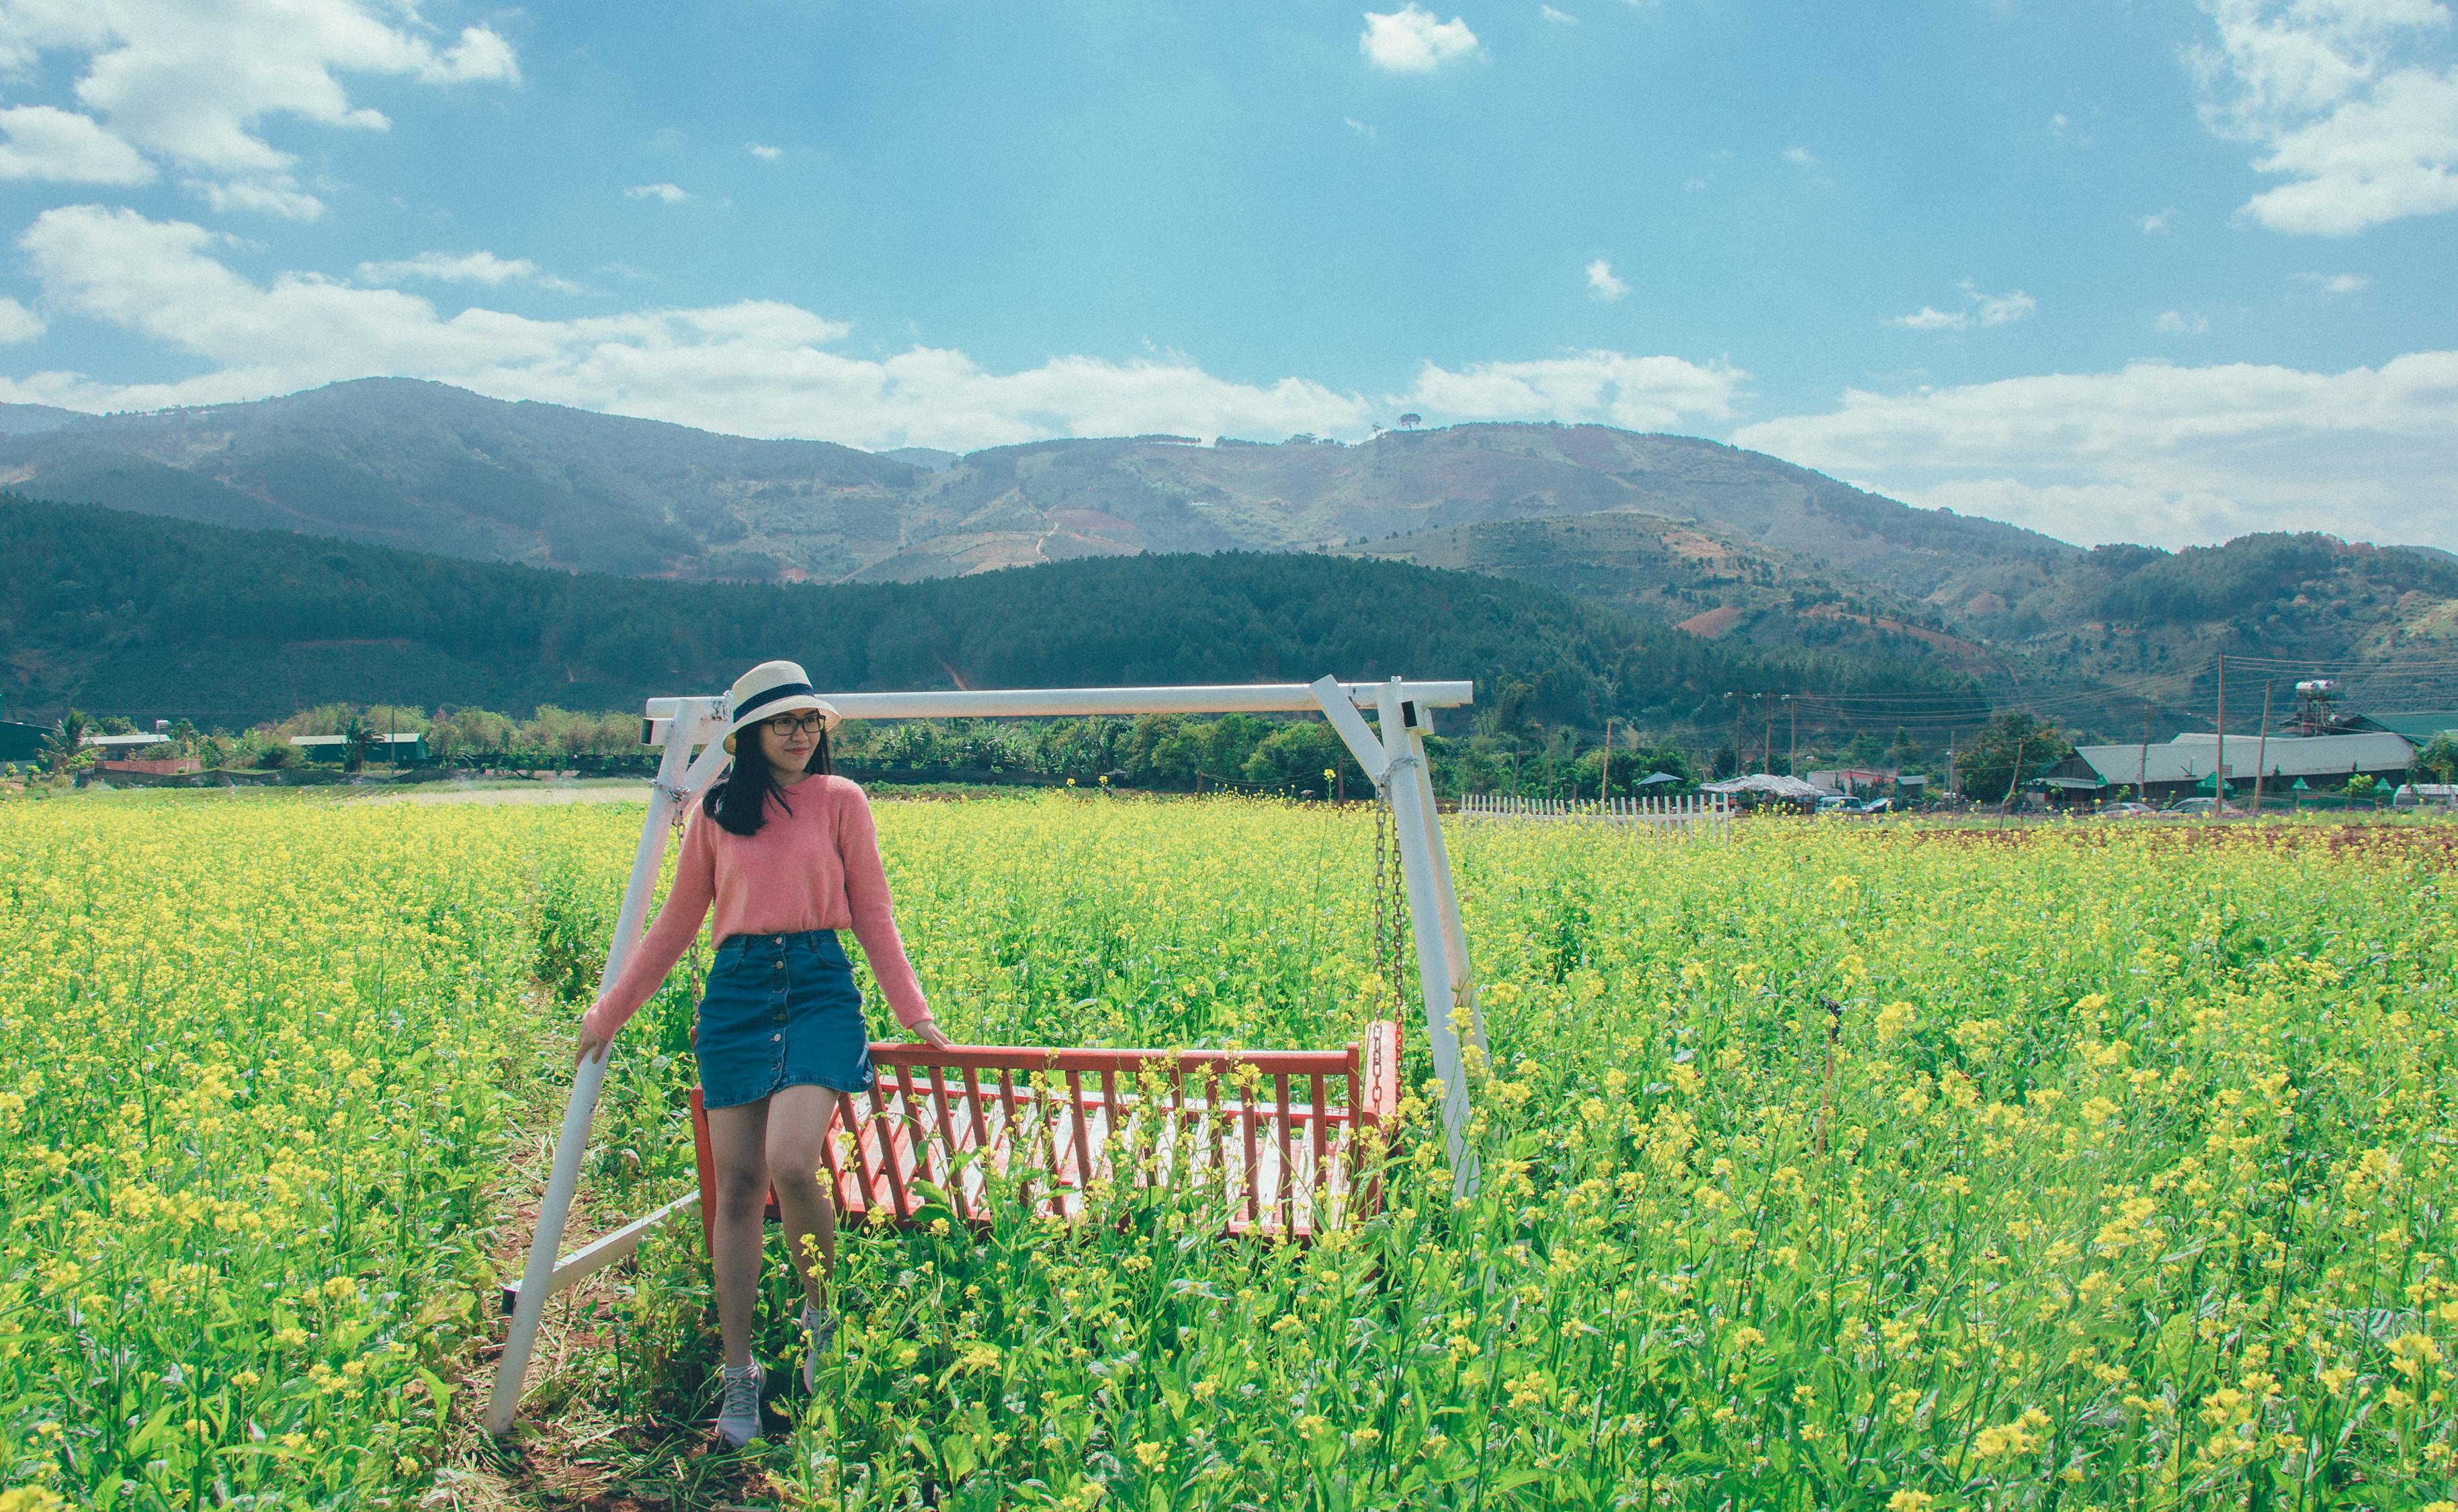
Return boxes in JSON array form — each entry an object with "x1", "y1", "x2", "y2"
[{"x1": 2066, "y1": 730, "x2": 2416, "y2": 786}]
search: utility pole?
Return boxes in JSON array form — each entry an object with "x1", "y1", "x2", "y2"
[
  {"x1": 1600, "y1": 716, "x2": 1613, "y2": 803},
  {"x1": 1785, "y1": 695, "x2": 1797, "y2": 778},
  {"x1": 1732, "y1": 693, "x2": 1744, "y2": 780},
  {"x1": 2252, "y1": 683, "x2": 2273, "y2": 816},
  {"x1": 1763, "y1": 698, "x2": 1775, "y2": 777},
  {"x1": 2213, "y1": 652, "x2": 2226, "y2": 821},
  {"x1": 2139, "y1": 704, "x2": 2152, "y2": 806}
]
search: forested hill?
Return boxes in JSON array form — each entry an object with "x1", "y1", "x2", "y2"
[{"x1": 0, "y1": 493, "x2": 1982, "y2": 731}]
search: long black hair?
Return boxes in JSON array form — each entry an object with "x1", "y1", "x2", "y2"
[{"x1": 702, "y1": 724, "x2": 832, "y2": 837}]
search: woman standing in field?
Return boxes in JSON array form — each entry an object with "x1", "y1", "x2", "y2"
[{"x1": 575, "y1": 659, "x2": 951, "y2": 1447}]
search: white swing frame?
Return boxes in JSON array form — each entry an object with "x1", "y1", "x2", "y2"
[{"x1": 486, "y1": 674, "x2": 1485, "y2": 1435}]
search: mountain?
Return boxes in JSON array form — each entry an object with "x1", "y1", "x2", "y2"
[
  {"x1": 11, "y1": 381, "x2": 2449, "y2": 734},
  {"x1": 0, "y1": 493, "x2": 1981, "y2": 731},
  {"x1": 0, "y1": 379, "x2": 919, "y2": 579},
  {"x1": 0, "y1": 403, "x2": 79, "y2": 437},
  {"x1": 1336, "y1": 508, "x2": 2004, "y2": 673},
  {"x1": 0, "y1": 381, "x2": 2066, "y2": 598},
  {"x1": 1948, "y1": 534, "x2": 2458, "y2": 718}
]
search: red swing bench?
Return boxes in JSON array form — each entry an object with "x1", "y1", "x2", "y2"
[{"x1": 688, "y1": 1021, "x2": 1404, "y2": 1245}]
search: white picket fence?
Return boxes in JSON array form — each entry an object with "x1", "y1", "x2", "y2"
[{"x1": 1454, "y1": 792, "x2": 1732, "y2": 839}]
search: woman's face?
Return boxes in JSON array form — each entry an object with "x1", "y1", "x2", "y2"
[{"x1": 754, "y1": 710, "x2": 822, "y2": 778}]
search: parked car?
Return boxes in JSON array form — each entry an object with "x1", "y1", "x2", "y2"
[
  {"x1": 2103, "y1": 801, "x2": 2156, "y2": 816},
  {"x1": 2163, "y1": 797, "x2": 2242, "y2": 816}
]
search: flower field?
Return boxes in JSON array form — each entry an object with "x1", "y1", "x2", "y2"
[{"x1": 3, "y1": 790, "x2": 2455, "y2": 1510}]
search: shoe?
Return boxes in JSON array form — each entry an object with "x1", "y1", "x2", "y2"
[
  {"x1": 801, "y1": 1302, "x2": 837, "y2": 1390},
  {"x1": 714, "y1": 1361, "x2": 764, "y2": 1447}
]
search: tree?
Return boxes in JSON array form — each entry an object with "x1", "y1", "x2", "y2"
[
  {"x1": 1954, "y1": 712, "x2": 2076, "y2": 804},
  {"x1": 341, "y1": 710, "x2": 372, "y2": 773},
  {"x1": 2410, "y1": 732, "x2": 2457, "y2": 786},
  {"x1": 1396, "y1": 413, "x2": 1421, "y2": 430},
  {"x1": 39, "y1": 710, "x2": 94, "y2": 777}
]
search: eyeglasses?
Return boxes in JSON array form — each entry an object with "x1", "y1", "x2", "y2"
[{"x1": 761, "y1": 712, "x2": 826, "y2": 737}]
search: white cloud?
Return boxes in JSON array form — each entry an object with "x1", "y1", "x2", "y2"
[
  {"x1": 194, "y1": 177, "x2": 325, "y2": 220},
  {"x1": 1539, "y1": 5, "x2": 1577, "y2": 22},
  {"x1": 747, "y1": 142, "x2": 782, "y2": 161},
  {"x1": 1402, "y1": 351, "x2": 1746, "y2": 431},
  {"x1": 0, "y1": 104, "x2": 155, "y2": 184},
  {"x1": 1892, "y1": 306, "x2": 1967, "y2": 331},
  {"x1": 625, "y1": 182, "x2": 689, "y2": 204},
  {"x1": 0, "y1": 295, "x2": 42, "y2": 343},
  {"x1": 1343, "y1": 116, "x2": 1377, "y2": 138},
  {"x1": 1359, "y1": 6, "x2": 1480, "y2": 73},
  {"x1": 2139, "y1": 206, "x2": 2176, "y2": 234},
  {"x1": 0, "y1": 0, "x2": 519, "y2": 218},
  {"x1": 2049, "y1": 112, "x2": 2070, "y2": 135},
  {"x1": 1892, "y1": 282, "x2": 2034, "y2": 331},
  {"x1": 1584, "y1": 257, "x2": 1627, "y2": 300},
  {"x1": 1782, "y1": 144, "x2": 1819, "y2": 167},
  {"x1": 1974, "y1": 288, "x2": 2035, "y2": 326},
  {"x1": 2190, "y1": 0, "x2": 2458, "y2": 235},
  {"x1": 0, "y1": 206, "x2": 1761, "y2": 456},
  {"x1": 355, "y1": 251, "x2": 580, "y2": 292},
  {"x1": 2156, "y1": 309, "x2": 2211, "y2": 334},
  {"x1": 0, "y1": 204, "x2": 1373, "y2": 451},
  {"x1": 2304, "y1": 270, "x2": 2371, "y2": 294},
  {"x1": 1732, "y1": 351, "x2": 2458, "y2": 550}
]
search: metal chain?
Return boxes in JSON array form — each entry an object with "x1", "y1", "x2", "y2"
[{"x1": 1369, "y1": 785, "x2": 1411, "y2": 1008}]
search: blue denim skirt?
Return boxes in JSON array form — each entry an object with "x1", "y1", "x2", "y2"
[{"x1": 694, "y1": 929, "x2": 874, "y2": 1109}]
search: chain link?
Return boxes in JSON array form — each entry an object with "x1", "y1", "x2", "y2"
[{"x1": 1370, "y1": 784, "x2": 1411, "y2": 1009}]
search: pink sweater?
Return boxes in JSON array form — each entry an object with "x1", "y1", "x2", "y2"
[{"x1": 581, "y1": 775, "x2": 931, "y2": 1040}]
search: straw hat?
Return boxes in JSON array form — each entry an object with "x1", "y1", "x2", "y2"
[{"x1": 719, "y1": 659, "x2": 841, "y2": 754}]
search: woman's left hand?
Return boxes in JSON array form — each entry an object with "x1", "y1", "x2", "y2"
[{"x1": 913, "y1": 1017, "x2": 954, "y2": 1051}]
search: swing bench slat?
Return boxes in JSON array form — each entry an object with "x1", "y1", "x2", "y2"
[{"x1": 687, "y1": 1020, "x2": 1402, "y2": 1249}]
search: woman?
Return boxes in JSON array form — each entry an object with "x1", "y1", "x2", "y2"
[{"x1": 575, "y1": 659, "x2": 952, "y2": 1447}]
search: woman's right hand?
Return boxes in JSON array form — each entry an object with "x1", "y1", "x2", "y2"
[{"x1": 575, "y1": 1019, "x2": 613, "y2": 1067}]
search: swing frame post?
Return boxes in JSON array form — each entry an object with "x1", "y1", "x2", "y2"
[
  {"x1": 485, "y1": 696, "x2": 728, "y2": 1435},
  {"x1": 1310, "y1": 676, "x2": 1486, "y2": 1198},
  {"x1": 487, "y1": 676, "x2": 1476, "y2": 1435}
]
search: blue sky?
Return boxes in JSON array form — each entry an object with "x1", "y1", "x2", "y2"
[{"x1": 0, "y1": 0, "x2": 2451, "y2": 549}]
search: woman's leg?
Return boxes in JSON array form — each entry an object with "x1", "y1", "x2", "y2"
[
  {"x1": 765, "y1": 1083, "x2": 842, "y2": 1310},
  {"x1": 702, "y1": 1097, "x2": 772, "y2": 1369}
]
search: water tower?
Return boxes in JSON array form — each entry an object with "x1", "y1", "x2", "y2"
[{"x1": 2292, "y1": 679, "x2": 2338, "y2": 737}]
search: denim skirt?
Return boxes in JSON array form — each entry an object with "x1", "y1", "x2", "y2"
[{"x1": 694, "y1": 929, "x2": 875, "y2": 1109}]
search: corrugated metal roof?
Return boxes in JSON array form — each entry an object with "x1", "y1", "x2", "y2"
[
  {"x1": 2070, "y1": 731, "x2": 2415, "y2": 785},
  {"x1": 2361, "y1": 712, "x2": 2458, "y2": 742}
]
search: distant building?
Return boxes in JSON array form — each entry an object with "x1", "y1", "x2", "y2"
[
  {"x1": 288, "y1": 732, "x2": 430, "y2": 763},
  {"x1": 1703, "y1": 773, "x2": 1824, "y2": 809},
  {"x1": 2047, "y1": 730, "x2": 2416, "y2": 805},
  {"x1": 1806, "y1": 766, "x2": 1896, "y2": 795},
  {"x1": 2349, "y1": 711, "x2": 2458, "y2": 745},
  {"x1": 82, "y1": 731, "x2": 171, "y2": 758}
]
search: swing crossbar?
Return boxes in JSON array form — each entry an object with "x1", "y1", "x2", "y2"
[{"x1": 689, "y1": 1021, "x2": 1403, "y2": 1251}]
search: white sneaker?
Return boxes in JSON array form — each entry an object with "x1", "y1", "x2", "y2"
[
  {"x1": 714, "y1": 1361, "x2": 764, "y2": 1447},
  {"x1": 801, "y1": 1302, "x2": 837, "y2": 1390}
]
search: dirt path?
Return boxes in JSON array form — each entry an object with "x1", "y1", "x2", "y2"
[{"x1": 427, "y1": 995, "x2": 771, "y2": 1511}]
